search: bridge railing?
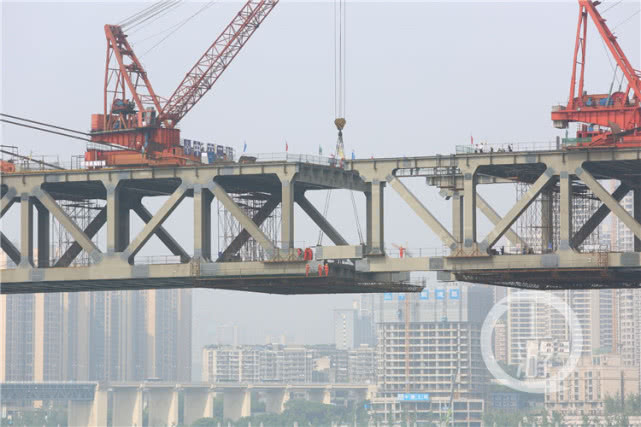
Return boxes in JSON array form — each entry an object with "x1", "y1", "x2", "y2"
[
  {"x1": 243, "y1": 152, "x2": 345, "y2": 167},
  {"x1": 456, "y1": 140, "x2": 562, "y2": 154}
]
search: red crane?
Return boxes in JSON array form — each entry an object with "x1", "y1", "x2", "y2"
[
  {"x1": 88, "y1": 0, "x2": 279, "y2": 167},
  {"x1": 551, "y1": 0, "x2": 641, "y2": 148}
]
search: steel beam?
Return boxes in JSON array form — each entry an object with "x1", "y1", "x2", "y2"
[
  {"x1": 0, "y1": 187, "x2": 17, "y2": 218},
  {"x1": 559, "y1": 171, "x2": 574, "y2": 250},
  {"x1": 36, "y1": 201, "x2": 50, "y2": 268},
  {"x1": 193, "y1": 186, "x2": 213, "y2": 261},
  {"x1": 387, "y1": 175, "x2": 456, "y2": 248},
  {"x1": 463, "y1": 170, "x2": 477, "y2": 247},
  {"x1": 218, "y1": 196, "x2": 280, "y2": 261},
  {"x1": 20, "y1": 195, "x2": 33, "y2": 267},
  {"x1": 210, "y1": 182, "x2": 276, "y2": 258},
  {"x1": 295, "y1": 193, "x2": 348, "y2": 246},
  {"x1": 106, "y1": 183, "x2": 129, "y2": 253},
  {"x1": 35, "y1": 189, "x2": 102, "y2": 263},
  {"x1": 367, "y1": 181, "x2": 385, "y2": 255},
  {"x1": 481, "y1": 168, "x2": 555, "y2": 251},
  {"x1": 131, "y1": 202, "x2": 190, "y2": 263},
  {"x1": 476, "y1": 193, "x2": 526, "y2": 248},
  {"x1": 541, "y1": 189, "x2": 554, "y2": 252},
  {"x1": 280, "y1": 178, "x2": 295, "y2": 252},
  {"x1": 571, "y1": 183, "x2": 630, "y2": 249},
  {"x1": 125, "y1": 184, "x2": 188, "y2": 259},
  {"x1": 55, "y1": 208, "x2": 107, "y2": 268},
  {"x1": 0, "y1": 232, "x2": 20, "y2": 266},
  {"x1": 452, "y1": 192, "x2": 463, "y2": 244},
  {"x1": 577, "y1": 168, "x2": 641, "y2": 243}
]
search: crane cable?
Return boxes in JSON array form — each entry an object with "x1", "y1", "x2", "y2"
[
  {"x1": 140, "y1": 1, "x2": 217, "y2": 58},
  {"x1": 334, "y1": 0, "x2": 346, "y2": 160}
]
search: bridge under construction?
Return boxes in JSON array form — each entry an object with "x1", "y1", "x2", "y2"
[{"x1": 1, "y1": 145, "x2": 640, "y2": 294}]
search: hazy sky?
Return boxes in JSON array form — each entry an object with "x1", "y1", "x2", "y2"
[{"x1": 2, "y1": 1, "x2": 639, "y2": 376}]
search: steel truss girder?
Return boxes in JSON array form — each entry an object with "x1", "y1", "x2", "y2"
[{"x1": 1, "y1": 149, "x2": 640, "y2": 293}]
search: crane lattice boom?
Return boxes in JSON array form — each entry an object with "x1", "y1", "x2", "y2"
[{"x1": 160, "y1": 0, "x2": 279, "y2": 127}]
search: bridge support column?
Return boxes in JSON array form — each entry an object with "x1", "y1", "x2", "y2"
[
  {"x1": 635, "y1": 188, "x2": 641, "y2": 252},
  {"x1": 366, "y1": 180, "x2": 384, "y2": 255},
  {"x1": 194, "y1": 185, "x2": 213, "y2": 261},
  {"x1": 35, "y1": 201, "x2": 49, "y2": 267},
  {"x1": 559, "y1": 171, "x2": 574, "y2": 251},
  {"x1": 184, "y1": 389, "x2": 215, "y2": 426},
  {"x1": 223, "y1": 388, "x2": 251, "y2": 421},
  {"x1": 463, "y1": 169, "x2": 477, "y2": 249},
  {"x1": 112, "y1": 387, "x2": 143, "y2": 427},
  {"x1": 264, "y1": 388, "x2": 290, "y2": 414},
  {"x1": 146, "y1": 387, "x2": 179, "y2": 427},
  {"x1": 280, "y1": 177, "x2": 295, "y2": 253},
  {"x1": 106, "y1": 182, "x2": 130, "y2": 254},
  {"x1": 541, "y1": 189, "x2": 554, "y2": 252},
  {"x1": 68, "y1": 389, "x2": 108, "y2": 427},
  {"x1": 308, "y1": 388, "x2": 331, "y2": 404},
  {"x1": 19, "y1": 194, "x2": 33, "y2": 267}
]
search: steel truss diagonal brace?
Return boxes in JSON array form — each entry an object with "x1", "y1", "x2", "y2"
[
  {"x1": 218, "y1": 195, "x2": 280, "y2": 261},
  {"x1": 571, "y1": 182, "x2": 630, "y2": 248},
  {"x1": 481, "y1": 168, "x2": 555, "y2": 250},
  {"x1": 125, "y1": 185, "x2": 188, "y2": 259},
  {"x1": 386, "y1": 175, "x2": 457, "y2": 248},
  {"x1": 577, "y1": 168, "x2": 641, "y2": 242},
  {"x1": 476, "y1": 194, "x2": 526, "y2": 248},
  {"x1": 210, "y1": 183, "x2": 277, "y2": 258},
  {"x1": 0, "y1": 232, "x2": 20, "y2": 265},
  {"x1": 0, "y1": 188, "x2": 17, "y2": 218},
  {"x1": 132, "y1": 201, "x2": 190, "y2": 263},
  {"x1": 295, "y1": 193, "x2": 348, "y2": 246},
  {"x1": 35, "y1": 189, "x2": 103, "y2": 262},
  {"x1": 55, "y1": 208, "x2": 107, "y2": 267}
]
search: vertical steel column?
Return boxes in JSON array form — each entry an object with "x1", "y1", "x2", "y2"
[
  {"x1": 463, "y1": 170, "x2": 477, "y2": 247},
  {"x1": 452, "y1": 192, "x2": 463, "y2": 244},
  {"x1": 194, "y1": 185, "x2": 213, "y2": 261},
  {"x1": 20, "y1": 194, "x2": 33, "y2": 267},
  {"x1": 541, "y1": 189, "x2": 554, "y2": 252},
  {"x1": 367, "y1": 180, "x2": 385, "y2": 254},
  {"x1": 36, "y1": 201, "x2": 50, "y2": 267},
  {"x1": 280, "y1": 178, "x2": 295, "y2": 252},
  {"x1": 365, "y1": 190, "x2": 372, "y2": 250},
  {"x1": 107, "y1": 182, "x2": 129, "y2": 253},
  {"x1": 634, "y1": 188, "x2": 641, "y2": 252},
  {"x1": 559, "y1": 172, "x2": 573, "y2": 250}
]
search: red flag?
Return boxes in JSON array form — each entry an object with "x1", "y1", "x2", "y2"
[
  {"x1": 285, "y1": 141, "x2": 289, "y2": 152},
  {"x1": 471, "y1": 135, "x2": 474, "y2": 145}
]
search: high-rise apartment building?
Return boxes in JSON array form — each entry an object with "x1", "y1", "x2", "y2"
[
  {"x1": 0, "y1": 288, "x2": 192, "y2": 383},
  {"x1": 201, "y1": 344, "x2": 315, "y2": 384},
  {"x1": 371, "y1": 284, "x2": 493, "y2": 426}
]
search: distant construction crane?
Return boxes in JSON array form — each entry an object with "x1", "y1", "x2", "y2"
[
  {"x1": 551, "y1": 0, "x2": 641, "y2": 148},
  {"x1": 87, "y1": 0, "x2": 279, "y2": 167}
]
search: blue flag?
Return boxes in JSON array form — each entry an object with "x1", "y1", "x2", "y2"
[
  {"x1": 351, "y1": 150, "x2": 355, "y2": 160},
  {"x1": 243, "y1": 141, "x2": 247, "y2": 153}
]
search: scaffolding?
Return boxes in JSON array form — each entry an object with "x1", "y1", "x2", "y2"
[
  {"x1": 515, "y1": 182, "x2": 602, "y2": 254},
  {"x1": 217, "y1": 192, "x2": 280, "y2": 262},
  {"x1": 51, "y1": 200, "x2": 104, "y2": 266}
]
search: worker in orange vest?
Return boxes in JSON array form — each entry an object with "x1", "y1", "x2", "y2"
[
  {"x1": 318, "y1": 264, "x2": 323, "y2": 277},
  {"x1": 305, "y1": 264, "x2": 310, "y2": 277},
  {"x1": 324, "y1": 263, "x2": 329, "y2": 276}
]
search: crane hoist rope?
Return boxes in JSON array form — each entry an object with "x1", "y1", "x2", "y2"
[{"x1": 334, "y1": 0, "x2": 346, "y2": 160}]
